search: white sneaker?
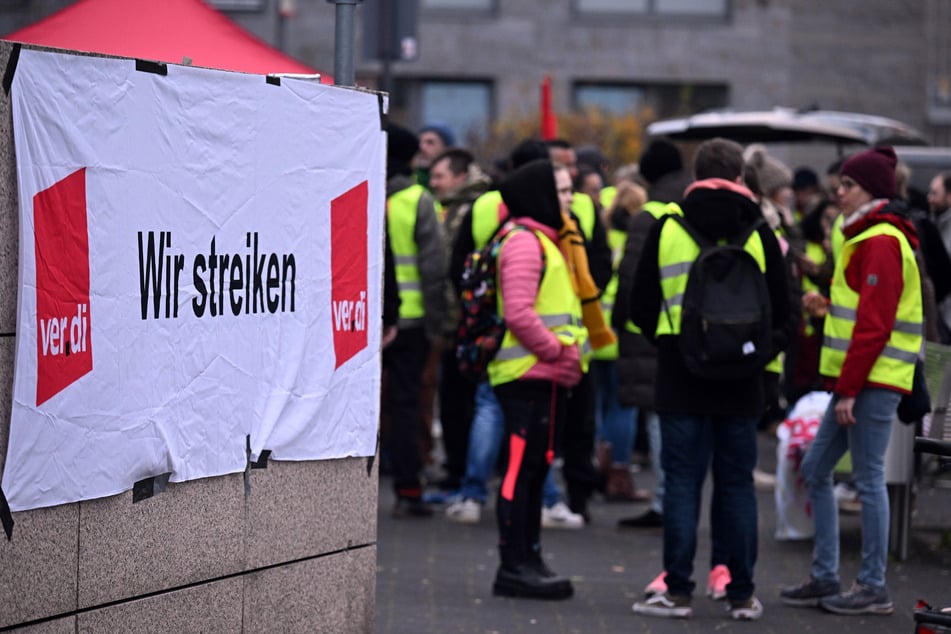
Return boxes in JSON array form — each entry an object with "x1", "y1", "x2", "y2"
[
  {"x1": 541, "y1": 501, "x2": 584, "y2": 530},
  {"x1": 728, "y1": 596, "x2": 763, "y2": 621},
  {"x1": 834, "y1": 482, "x2": 861, "y2": 514},
  {"x1": 445, "y1": 498, "x2": 481, "y2": 524}
]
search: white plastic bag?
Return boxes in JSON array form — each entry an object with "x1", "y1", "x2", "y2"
[{"x1": 774, "y1": 391, "x2": 831, "y2": 540}]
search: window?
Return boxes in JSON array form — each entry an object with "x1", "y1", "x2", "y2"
[
  {"x1": 421, "y1": 0, "x2": 494, "y2": 10},
  {"x1": 419, "y1": 81, "x2": 492, "y2": 144},
  {"x1": 574, "y1": 82, "x2": 729, "y2": 119},
  {"x1": 207, "y1": 0, "x2": 265, "y2": 10},
  {"x1": 575, "y1": 0, "x2": 728, "y2": 17}
]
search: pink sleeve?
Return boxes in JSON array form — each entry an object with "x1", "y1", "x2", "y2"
[{"x1": 498, "y1": 231, "x2": 563, "y2": 362}]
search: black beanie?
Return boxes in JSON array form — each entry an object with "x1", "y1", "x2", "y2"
[
  {"x1": 386, "y1": 123, "x2": 419, "y2": 177},
  {"x1": 639, "y1": 140, "x2": 683, "y2": 184},
  {"x1": 840, "y1": 146, "x2": 897, "y2": 200}
]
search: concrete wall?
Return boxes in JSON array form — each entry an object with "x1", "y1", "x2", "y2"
[{"x1": 0, "y1": 41, "x2": 378, "y2": 632}]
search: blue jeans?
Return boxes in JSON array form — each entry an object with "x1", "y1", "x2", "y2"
[
  {"x1": 593, "y1": 360, "x2": 637, "y2": 464},
  {"x1": 801, "y1": 388, "x2": 899, "y2": 590},
  {"x1": 458, "y1": 381, "x2": 561, "y2": 507},
  {"x1": 644, "y1": 410, "x2": 664, "y2": 515},
  {"x1": 661, "y1": 413, "x2": 758, "y2": 601}
]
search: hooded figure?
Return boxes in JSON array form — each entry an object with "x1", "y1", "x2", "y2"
[
  {"x1": 488, "y1": 159, "x2": 585, "y2": 601},
  {"x1": 499, "y1": 159, "x2": 563, "y2": 230}
]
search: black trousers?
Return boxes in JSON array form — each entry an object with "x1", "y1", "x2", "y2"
[
  {"x1": 561, "y1": 371, "x2": 598, "y2": 515},
  {"x1": 439, "y1": 346, "x2": 476, "y2": 488},
  {"x1": 382, "y1": 326, "x2": 430, "y2": 499},
  {"x1": 494, "y1": 379, "x2": 566, "y2": 565}
]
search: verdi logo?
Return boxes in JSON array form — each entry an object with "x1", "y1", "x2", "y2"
[
  {"x1": 34, "y1": 168, "x2": 93, "y2": 405},
  {"x1": 330, "y1": 181, "x2": 369, "y2": 369}
]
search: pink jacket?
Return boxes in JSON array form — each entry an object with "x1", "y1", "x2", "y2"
[{"x1": 497, "y1": 217, "x2": 582, "y2": 387}]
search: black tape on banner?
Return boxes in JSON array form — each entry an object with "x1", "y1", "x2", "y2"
[
  {"x1": 266, "y1": 75, "x2": 281, "y2": 86},
  {"x1": 0, "y1": 487, "x2": 14, "y2": 541},
  {"x1": 251, "y1": 450, "x2": 271, "y2": 469},
  {"x1": 3, "y1": 43, "x2": 21, "y2": 96},
  {"x1": 135, "y1": 59, "x2": 167, "y2": 76},
  {"x1": 377, "y1": 92, "x2": 387, "y2": 131},
  {"x1": 132, "y1": 472, "x2": 171, "y2": 503}
]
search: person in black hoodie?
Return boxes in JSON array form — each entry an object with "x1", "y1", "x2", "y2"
[{"x1": 630, "y1": 138, "x2": 793, "y2": 621}]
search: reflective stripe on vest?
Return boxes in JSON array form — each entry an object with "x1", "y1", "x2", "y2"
[
  {"x1": 819, "y1": 223, "x2": 922, "y2": 391},
  {"x1": 655, "y1": 219, "x2": 766, "y2": 337},
  {"x1": 387, "y1": 184, "x2": 426, "y2": 320},
  {"x1": 472, "y1": 190, "x2": 504, "y2": 250},
  {"x1": 594, "y1": 227, "x2": 626, "y2": 360},
  {"x1": 488, "y1": 231, "x2": 589, "y2": 386}
]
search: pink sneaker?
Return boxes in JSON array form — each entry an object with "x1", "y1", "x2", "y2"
[
  {"x1": 644, "y1": 570, "x2": 668, "y2": 597},
  {"x1": 706, "y1": 564, "x2": 730, "y2": 601}
]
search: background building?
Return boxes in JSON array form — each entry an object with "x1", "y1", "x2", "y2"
[{"x1": 3, "y1": 1, "x2": 950, "y2": 161}]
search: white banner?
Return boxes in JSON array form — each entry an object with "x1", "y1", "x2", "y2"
[{"x1": 3, "y1": 50, "x2": 385, "y2": 511}]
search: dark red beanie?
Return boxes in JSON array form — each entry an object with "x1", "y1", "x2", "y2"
[{"x1": 840, "y1": 146, "x2": 897, "y2": 200}]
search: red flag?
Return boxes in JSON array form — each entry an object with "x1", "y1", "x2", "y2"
[{"x1": 540, "y1": 75, "x2": 557, "y2": 140}]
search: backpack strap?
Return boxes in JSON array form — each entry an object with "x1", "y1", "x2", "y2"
[
  {"x1": 670, "y1": 214, "x2": 766, "y2": 248},
  {"x1": 497, "y1": 223, "x2": 547, "y2": 289},
  {"x1": 734, "y1": 217, "x2": 766, "y2": 247}
]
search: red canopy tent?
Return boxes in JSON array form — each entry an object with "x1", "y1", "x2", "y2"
[{"x1": 3, "y1": 0, "x2": 331, "y2": 82}]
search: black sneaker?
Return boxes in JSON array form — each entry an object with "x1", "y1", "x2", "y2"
[
  {"x1": 819, "y1": 581, "x2": 894, "y2": 616},
  {"x1": 632, "y1": 591, "x2": 692, "y2": 618},
  {"x1": 780, "y1": 576, "x2": 840, "y2": 606},
  {"x1": 392, "y1": 497, "x2": 433, "y2": 518}
]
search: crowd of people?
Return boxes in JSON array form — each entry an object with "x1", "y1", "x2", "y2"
[{"x1": 379, "y1": 120, "x2": 951, "y2": 621}]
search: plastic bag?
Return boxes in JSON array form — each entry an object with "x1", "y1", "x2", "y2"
[{"x1": 774, "y1": 391, "x2": 831, "y2": 540}]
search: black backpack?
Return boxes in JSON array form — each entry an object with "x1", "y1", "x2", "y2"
[
  {"x1": 669, "y1": 215, "x2": 772, "y2": 381},
  {"x1": 455, "y1": 222, "x2": 543, "y2": 381}
]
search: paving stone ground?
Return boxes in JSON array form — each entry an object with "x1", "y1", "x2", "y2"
[{"x1": 376, "y1": 430, "x2": 951, "y2": 634}]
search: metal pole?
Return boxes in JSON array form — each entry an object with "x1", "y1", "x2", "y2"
[
  {"x1": 378, "y1": 0, "x2": 393, "y2": 95},
  {"x1": 326, "y1": 0, "x2": 363, "y2": 86}
]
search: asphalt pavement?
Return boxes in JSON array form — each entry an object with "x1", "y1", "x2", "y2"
[{"x1": 375, "y1": 429, "x2": 951, "y2": 634}]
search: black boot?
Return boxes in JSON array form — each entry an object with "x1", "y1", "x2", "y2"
[
  {"x1": 493, "y1": 547, "x2": 573, "y2": 600},
  {"x1": 493, "y1": 565, "x2": 573, "y2": 600},
  {"x1": 617, "y1": 509, "x2": 663, "y2": 528},
  {"x1": 526, "y1": 545, "x2": 555, "y2": 578}
]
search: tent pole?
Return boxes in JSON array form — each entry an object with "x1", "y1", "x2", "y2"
[{"x1": 327, "y1": 0, "x2": 363, "y2": 86}]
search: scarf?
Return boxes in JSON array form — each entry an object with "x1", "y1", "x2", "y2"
[{"x1": 559, "y1": 211, "x2": 617, "y2": 350}]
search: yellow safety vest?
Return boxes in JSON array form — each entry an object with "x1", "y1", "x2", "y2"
[
  {"x1": 488, "y1": 231, "x2": 590, "y2": 386},
  {"x1": 571, "y1": 193, "x2": 596, "y2": 240},
  {"x1": 801, "y1": 240, "x2": 829, "y2": 338},
  {"x1": 472, "y1": 190, "x2": 504, "y2": 250},
  {"x1": 830, "y1": 213, "x2": 845, "y2": 263},
  {"x1": 655, "y1": 219, "x2": 766, "y2": 337},
  {"x1": 600, "y1": 186, "x2": 617, "y2": 211},
  {"x1": 624, "y1": 202, "x2": 683, "y2": 335},
  {"x1": 593, "y1": 227, "x2": 626, "y2": 360},
  {"x1": 387, "y1": 184, "x2": 426, "y2": 321},
  {"x1": 819, "y1": 223, "x2": 922, "y2": 391}
]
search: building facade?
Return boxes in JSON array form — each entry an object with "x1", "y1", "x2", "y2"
[{"x1": 2, "y1": 1, "x2": 950, "y2": 150}]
